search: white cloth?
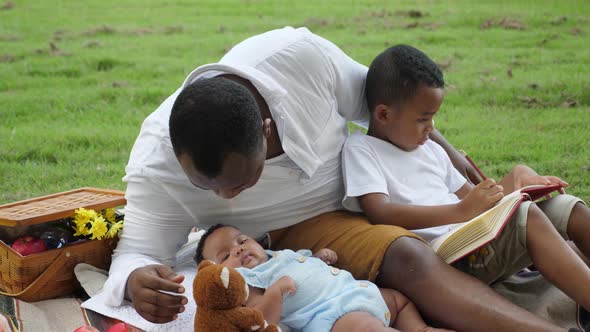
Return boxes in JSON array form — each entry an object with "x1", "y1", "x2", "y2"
[
  {"x1": 341, "y1": 132, "x2": 466, "y2": 241},
  {"x1": 83, "y1": 265, "x2": 198, "y2": 332},
  {"x1": 102, "y1": 26, "x2": 370, "y2": 306}
]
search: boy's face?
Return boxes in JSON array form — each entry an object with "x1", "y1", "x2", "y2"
[
  {"x1": 201, "y1": 226, "x2": 268, "y2": 269},
  {"x1": 380, "y1": 85, "x2": 444, "y2": 152}
]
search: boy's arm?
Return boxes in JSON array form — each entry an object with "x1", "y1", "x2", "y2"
[
  {"x1": 358, "y1": 179, "x2": 503, "y2": 229},
  {"x1": 249, "y1": 276, "x2": 296, "y2": 324},
  {"x1": 430, "y1": 129, "x2": 481, "y2": 185},
  {"x1": 359, "y1": 193, "x2": 467, "y2": 229}
]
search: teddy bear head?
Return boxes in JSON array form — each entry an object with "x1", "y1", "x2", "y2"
[{"x1": 193, "y1": 260, "x2": 249, "y2": 310}]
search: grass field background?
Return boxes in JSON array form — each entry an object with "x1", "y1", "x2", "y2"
[{"x1": 1, "y1": 0, "x2": 589, "y2": 204}]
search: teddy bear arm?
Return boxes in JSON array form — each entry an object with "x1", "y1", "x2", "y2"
[{"x1": 228, "y1": 306, "x2": 266, "y2": 330}]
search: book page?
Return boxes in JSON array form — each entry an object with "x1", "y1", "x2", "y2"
[
  {"x1": 430, "y1": 190, "x2": 523, "y2": 259},
  {"x1": 429, "y1": 184, "x2": 562, "y2": 263}
]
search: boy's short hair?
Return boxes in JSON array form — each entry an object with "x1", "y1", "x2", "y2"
[
  {"x1": 194, "y1": 224, "x2": 237, "y2": 264},
  {"x1": 366, "y1": 44, "x2": 445, "y2": 111},
  {"x1": 169, "y1": 77, "x2": 263, "y2": 179}
]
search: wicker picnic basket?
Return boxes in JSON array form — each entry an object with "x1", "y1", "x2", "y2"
[{"x1": 0, "y1": 187, "x2": 126, "y2": 302}]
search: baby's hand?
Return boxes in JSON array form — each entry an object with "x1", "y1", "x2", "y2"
[
  {"x1": 460, "y1": 178, "x2": 504, "y2": 218},
  {"x1": 314, "y1": 248, "x2": 338, "y2": 265},
  {"x1": 274, "y1": 276, "x2": 296, "y2": 297}
]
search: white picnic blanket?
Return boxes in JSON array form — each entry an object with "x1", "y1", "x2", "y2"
[{"x1": 79, "y1": 231, "x2": 581, "y2": 331}]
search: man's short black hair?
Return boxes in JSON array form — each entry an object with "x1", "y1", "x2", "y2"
[
  {"x1": 169, "y1": 77, "x2": 263, "y2": 178},
  {"x1": 194, "y1": 223, "x2": 238, "y2": 264},
  {"x1": 365, "y1": 44, "x2": 444, "y2": 111}
]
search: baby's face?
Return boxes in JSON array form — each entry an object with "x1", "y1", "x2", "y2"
[{"x1": 202, "y1": 226, "x2": 268, "y2": 269}]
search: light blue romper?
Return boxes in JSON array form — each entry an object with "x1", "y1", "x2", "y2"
[{"x1": 236, "y1": 249, "x2": 390, "y2": 332}]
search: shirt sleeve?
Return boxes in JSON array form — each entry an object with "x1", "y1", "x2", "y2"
[
  {"x1": 308, "y1": 31, "x2": 370, "y2": 124},
  {"x1": 101, "y1": 178, "x2": 194, "y2": 305},
  {"x1": 341, "y1": 136, "x2": 389, "y2": 212}
]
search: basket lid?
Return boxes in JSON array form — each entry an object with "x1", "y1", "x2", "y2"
[{"x1": 0, "y1": 187, "x2": 126, "y2": 227}]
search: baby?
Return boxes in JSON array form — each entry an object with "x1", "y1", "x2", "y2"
[{"x1": 195, "y1": 224, "x2": 453, "y2": 332}]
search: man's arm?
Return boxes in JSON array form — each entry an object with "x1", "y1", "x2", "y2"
[
  {"x1": 430, "y1": 129, "x2": 482, "y2": 185},
  {"x1": 102, "y1": 179, "x2": 193, "y2": 323}
]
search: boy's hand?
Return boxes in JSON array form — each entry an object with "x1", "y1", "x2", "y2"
[
  {"x1": 460, "y1": 178, "x2": 504, "y2": 218},
  {"x1": 313, "y1": 248, "x2": 338, "y2": 265},
  {"x1": 273, "y1": 276, "x2": 297, "y2": 297}
]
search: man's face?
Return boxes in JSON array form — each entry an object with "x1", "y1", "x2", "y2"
[
  {"x1": 179, "y1": 140, "x2": 266, "y2": 199},
  {"x1": 202, "y1": 226, "x2": 268, "y2": 269},
  {"x1": 384, "y1": 86, "x2": 444, "y2": 152}
]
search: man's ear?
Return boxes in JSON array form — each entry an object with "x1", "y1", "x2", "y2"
[
  {"x1": 262, "y1": 118, "x2": 272, "y2": 139},
  {"x1": 374, "y1": 104, "x2": 393, "y2": 123}
]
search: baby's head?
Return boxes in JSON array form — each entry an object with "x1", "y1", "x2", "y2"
[
  {"x1": 195, "y1": 224, "x2": 268, "y2": 269},
  {"x1": 365, "y1": 44, "x2": 445, "y2": 152}
]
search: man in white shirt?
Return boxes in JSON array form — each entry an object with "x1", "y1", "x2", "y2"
[{"x1": 102, "y1": 27, "x2": 564, "y2": 331}]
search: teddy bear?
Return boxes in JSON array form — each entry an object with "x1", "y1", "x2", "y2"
[{"x1": 193, "y1": 260, "x2": 281, "y2": 332}]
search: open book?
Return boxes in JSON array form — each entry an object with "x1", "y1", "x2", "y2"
[{"x1": 430, "y1": 184, "x2": 562, "y2": 264}]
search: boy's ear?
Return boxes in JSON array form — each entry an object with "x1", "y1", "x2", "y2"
[
  {"x1": 374, "y1": 104, "x2": 393, "y2": 123},
  {"x1": 262, "y1": 118, "x2": 272, "y2": 138}
]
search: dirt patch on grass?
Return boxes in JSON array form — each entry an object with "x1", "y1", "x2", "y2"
[
  {"x1": 82, "y1": 25, "x2": 117, "y2": 36},
  {"x1": 79, "y1": 24, "x2": 184, "y2": 37},
  {"x1": 480, "y1": 17, "x2": 526, "y2": 30},
  {"x1": 550, "y1": 16, "x2": 568, "y2": 25},
  {"x1": 0, "y1": 54, "x2": 15, "y2": 63},
  {"x1": 1, "y1": 0, "x2": 14, "y2": 10},
  {"x1": 49, "y1": 42, "x2": 71, "y2": 56},
  {"x1": 0, "y1": 34, "x2": 21, "y2": 41},
  {"x1": 82, "y1": 40, "x2": 102, "y2": 48},
  {"x1": 395, "y1": 10, "x2": 426, "y2": 18},
  {"x1": 304, "y1": 17, "x2": 333, "y2": 28}
]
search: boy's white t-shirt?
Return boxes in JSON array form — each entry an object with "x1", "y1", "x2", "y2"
[{"x1": 341, "y1": 132, "x2": 467, "y2": 242}]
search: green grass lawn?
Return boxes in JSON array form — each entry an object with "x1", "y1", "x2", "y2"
[{"x1": 1, "y1": 0, "x2": 589, "y2": 204}]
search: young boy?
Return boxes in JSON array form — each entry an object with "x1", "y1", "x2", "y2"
[
  {"x1": 341, "y1": 44, "x2": 590, "y2": 311},
  {"x1": 195, "y1": 224, "x2": 453, "y2": 332}
]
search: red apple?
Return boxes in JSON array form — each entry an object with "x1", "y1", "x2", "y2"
[
  {"x1": 11, "y1": 235, "x2": 48, "y2": 256},
  {"x1": 73, "y1": 326, "x2": 100, "y2": 332},
  {"x1": 106, "y1": 322, "x2": 138, "y2": 332}
]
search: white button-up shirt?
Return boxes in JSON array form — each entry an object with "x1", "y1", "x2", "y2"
[{"x1": 103, "y1": 26, "x2": 369, "y2": 305}]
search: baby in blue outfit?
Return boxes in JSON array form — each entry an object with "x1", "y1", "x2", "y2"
[{"x1": 195, "y1": 224, "x2": 453, "y2": 332}]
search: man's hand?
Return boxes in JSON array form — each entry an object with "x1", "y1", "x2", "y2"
[
  {"x1": 502, "y1": 165, "x2": 568, "y2": 195},
  {"x1": 459, "y1": 178, "x2": 504, "y2": 218},
  {"x1": 313, "y1": 248, "x2": 338, "y2": 265},
  {"x1": 126, "y1": 265, "x2": 187, "y2": 323}
]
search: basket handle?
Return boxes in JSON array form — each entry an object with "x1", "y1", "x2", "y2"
[{"x1": 0, "y1": 249, "x2": 69, "y2": 300}]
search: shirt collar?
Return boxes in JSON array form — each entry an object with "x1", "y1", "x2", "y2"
[{"x1": 182, "y1": 63, "x2": 287, "y2": 106}]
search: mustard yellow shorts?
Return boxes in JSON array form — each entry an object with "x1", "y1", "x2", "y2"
[{"x1": 268, "y1": 210, "x2": 421, "y2": 282}]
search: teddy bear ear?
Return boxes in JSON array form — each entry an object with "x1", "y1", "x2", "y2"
[
  {"x1": 220, "y1": 267, "x2": 230, "y2": 289},
  {"x1": 198, "y1": 260, "x2": 215, "y2": 271}
]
